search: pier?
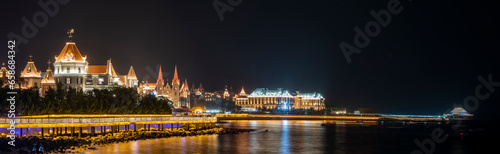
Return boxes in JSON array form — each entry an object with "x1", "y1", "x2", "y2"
[
  {"x1": 0, "y1": 114, "x2": 217, "y2": 137},
  {"x1": 216, "y1": 114, "x2": 447, "y2": 122}
]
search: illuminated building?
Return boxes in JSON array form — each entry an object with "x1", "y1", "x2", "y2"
[
  {"x1": 170, "y1": 65, "x2": 182, "y2": 108},
  {"x1": 234, "y1": 88, "x2": 326, "y2": 111},
  {"x1": 189, "y1": 83, "x2": 205, "y2": 107},
  {"x1": 180, "y1": 78, "x2": 191, "y2": 108},
  {"x1": 203, "y1": 92, "x2": 223, "y2": 111},
  {"x1": 52, "y1": 38, "x2": 137, "y2": 91},
  {"x1": 148, "y1": 65, "x2": 190, "y2": 108},
  {"x1": 223, "y1": 85, "x2": 230, "y2": 100},
  {"x1": 0, "y1": 63, "x2": 11, "y2": 87},
  {"x1": 138, "y1": 80, "x2": 156, "y2": 95},
  {"x1": 53, "y1": 41, "x2": 88, "y2": 90},
  {"x1": 443, "y1": 107, "x2": 473, "y2": 118},
  {"x1": 186, "y1": 83, "x2": 222, "y2": 111},
  {"x1": 234, "y1": 87, "x2": 249, "y2": 106},
  {"x1": 294, "y1": 92, "x2": 326, "y2": 110},
  {"x1": 127, "y1": 66, "x2": 138, "y2": 88},
  {"x1": 247, "y1": 88, "x2": 295, "y2": 110},
  {"x1": 19, "y1": 55, "x2": 42, "y2": 90},
  {"x1": 41, "y1": 60, "x2": 55, "y2": 96}
]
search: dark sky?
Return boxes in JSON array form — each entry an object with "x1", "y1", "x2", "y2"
[{"x1": 2, "y1": 0, "x2": 500, "y2": 116}]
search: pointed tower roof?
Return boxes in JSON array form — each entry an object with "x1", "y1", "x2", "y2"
[
  {"x1": 165, "y1": 78, "x2": 171, "y2": 88},
  {"x1": 0, "y1": 62, "x2": 10, "y2": 78},
  {"x1": 191, "y1": 83, "x2": 195, "y2": 90},
  {"x1": 157, "y1": 65, "x2": 164, "y2": 85},
  {"x1": 127, "y1": 66, "x2": 137, "y2": 79},
  {"x1": 172, "y1": 65, "x2": 180, "y2": 85},
  {"x1": 199, "y1": 83, "x2": 204, "y2": 90},
  {"x1": 42, "y1": 60, "x2": 55, "y2": 83},
  {"x1": 110, "y1": 64, "x2": 118, "y2": 77},
  {"x1": 182, "y1": 78, "x2": 189, "y2": 90},
  {"x1": 107, "y1": 59, "x2": 118, "y2": 77},
  {"x1": 21, "y1": 55, "x2": 41, "y2": 78},
  {"x1": 54, "y1": 42, "x2": 86, "y2": 63},
  {"x1": 240, "y1": 86, "x2": 246, "y2": 95}
]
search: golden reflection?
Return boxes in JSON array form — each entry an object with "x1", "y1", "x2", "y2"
[{"x1": 83, "y1": 120, "x2": 379, "y2": 154}]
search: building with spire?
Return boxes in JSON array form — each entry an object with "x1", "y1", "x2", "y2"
[
  {"x1": 0, "y1": 63, "x2": 11, "y2": 87},
  {"x1": 41, "y1": 60, "x2": 55, "y2": 96},
  {"x1": 138, "y1": 80, "x2": 156, "y2": 95},
  {"x1": 223, "y1": 85, "x2": 230, "y2": 101},
  {"x1": 234, "y1": 87, "x2": 249, "y2": 106},
  {"x1": 19, "y1": 55, "x2": 42, "y2": 89},
  {"x1": 189, "y1": 83, "x2": 206, "y2": 107},
  {"x1": 127, "y1": 66, "x2": 138, "y2": 88},
  {"x1": 53, "y1": 41, "x2": 87, "y2": 90},
  {"x1": 145, "y1": 65, "x2": 190, "y2": 108},
  {"x1": 53, "y1": 30, "x2": 137, "y2": 91},
  {"x1": 180, "y1": 78, "x2": 190, "y2": 107}
]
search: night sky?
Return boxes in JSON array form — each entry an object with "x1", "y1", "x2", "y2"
[{"x1": 2, "y1": 0, "x2": 500, "y2": 116}]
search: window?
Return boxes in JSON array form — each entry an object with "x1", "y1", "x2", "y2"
[
  {"x1": 98, "y1": 78, "x2": 104, "y2": 85},
  {"x1": 86, "y1": 77, "x2": 93, "y2": 85},
  {"x1": 66, "y1": 78, "x2": 71, "y2": 84},
  {"x1": 67, "y1": 67, "x2": 70, "y2": 73},
  {"x1": 78, "y1": 67, "x2": 81, "y2": 73},
  {"x1": 77, "y1": 78, "x2": 82, "y2": 84}
]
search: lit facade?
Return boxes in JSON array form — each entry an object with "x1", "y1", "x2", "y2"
[
  {"x1": 19, "y1": 55, "x2": 42, "y2": 90},
  {"x1": 138, "y1": 80, "x2": 156, "y2": 95},
  {"x1": 189, "y1": 83, "x2": 205, "y2": 107},
  {"x1": 145, "y1": 65, "x2": 190, "y2": 109},
  {"x1": 234, "y1": 88, "x2": 326, "y2": 110},
  {"x1": 294, "y1": 92, "x2": 326, "y2": 110},
  {"x1": 52, "y1": 41, "x2": 138, "y2": 91},
  {"x1": 41, "y1": 60, "x2": 55, "y2": 96},
  {"x1": 234, "y1": 87, "x2": 249, "y2": 106},
  {"x1": 0, "y1": 63, "x2": 11, "y2": 87}
]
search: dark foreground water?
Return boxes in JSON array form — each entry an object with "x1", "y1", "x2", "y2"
[{"x1": 86, "y1": 120, "x2": 493, "y2": 154}]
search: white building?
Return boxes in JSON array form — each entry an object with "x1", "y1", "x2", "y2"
[{"x1": 53, "y1": 40, "x2": 137, "y2": 91}]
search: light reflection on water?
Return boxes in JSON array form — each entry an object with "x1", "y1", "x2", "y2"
[
  {"x1": 280, "y1": 120, "x2": 289, "y2": 154},
  {"x1": 85, "y1": 120, "x2": 473, "y2": 154},
  {"x1": 85, "y1": 120, "x2": 352, "y2": 154}
]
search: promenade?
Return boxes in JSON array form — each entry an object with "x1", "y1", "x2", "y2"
[
  {"x1": 216, "y1": 114, "x2": 447, "y2": 122},
  {"x1": 0, "y1": 114, "x2": 217, "y2": 137}
]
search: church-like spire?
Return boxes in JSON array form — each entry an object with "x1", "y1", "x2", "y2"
[
  {"x1": 157, "y1": 65, "x2": 164, "y2": 85},
  {"x1": 172, "y1": 65, "x2": 180, "y2": 85},
  {"x1": 128, "y1": 66, "x2": 137, "y2": 79},
  {"x1": 199, "y1": 83, "x2": 203, "y2": 90},
  {"x1": 240, "y1": 86, "x2": 246, "y2": 95},
  {"x1": 21, "y1": 55, "x2": 41, "y2": 77},
  {"x1": 183, "y1": 78, "x2": 189, "y2": 90},
  {"x1": 42, "y1": 60, "x2": 54, "y2": 83},
  {"x1": 46, "y1": 60, "x2": 52, "y2": 71}
]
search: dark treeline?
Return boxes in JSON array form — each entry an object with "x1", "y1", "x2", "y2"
[{"x1": 0, "y1": 83, "x2": 172, "y2": 116}]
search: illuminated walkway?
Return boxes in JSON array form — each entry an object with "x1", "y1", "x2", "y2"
[
  {"x1": 216, "y1": 114, "x2": 446, "y2": 121},
  {"x1": 0, "y1": 114, "x2": 217, "y2": 137}
]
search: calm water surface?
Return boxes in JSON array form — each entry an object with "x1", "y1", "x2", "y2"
[{"x1": 86, "y1": 120, "x2": 486, "y2": 154}]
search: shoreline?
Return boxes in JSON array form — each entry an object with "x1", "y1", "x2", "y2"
[
  {"x1": 0, "y1": 127, "x2": 255, "y2": 153},
  {"x1": 216, "y1": 114, "x2": 447, "y2": 122}
]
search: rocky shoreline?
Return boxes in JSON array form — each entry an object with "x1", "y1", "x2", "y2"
[{"x1": 0, "y1": 127, "x2": 255, "y2": 153}]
